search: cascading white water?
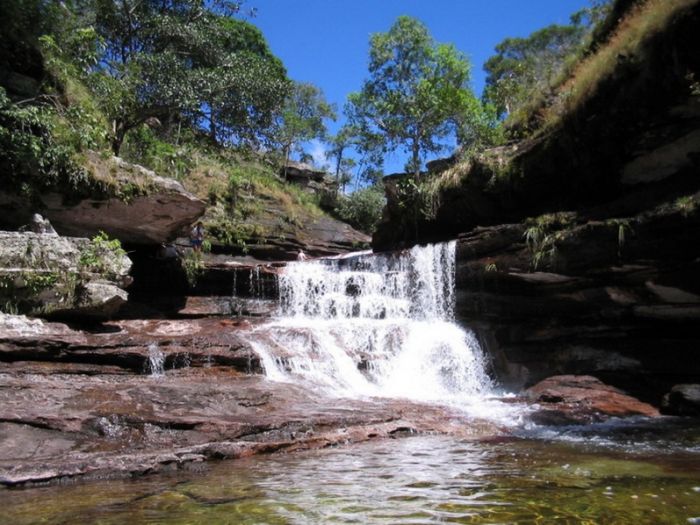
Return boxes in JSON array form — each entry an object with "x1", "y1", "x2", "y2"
[
  {"x1": 147, "y1": 342, "x2": 165, "y2": 377},
  {"x1": 245, "y1": 242, "x2": 495, "y2": 406}
]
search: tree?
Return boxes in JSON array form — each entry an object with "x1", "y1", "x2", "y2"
[
  {"x1": 268, "y1": 81, "x2": 336, "y2": 176},
  {"x1": 325, "y1": 126, "x2": 353, "y2": 184},
  {"x1": 85, "y1": 0, "x2": 289, "y2": 153},
  {"x1": 347, "y1": 16, "x2": 474, "y2": 178},
  {"x1": 483, "y1": 24, "x2": 585, "y2": 118},
  {"x1": 189, "y1": 16, "x2": 289, "y2": 145},
  {"x1": 334, "y1": 185, "x2": 385, "y2": 234},
  {"x1": 483, "y1": 1, "x2": 612, "y2": 119}
]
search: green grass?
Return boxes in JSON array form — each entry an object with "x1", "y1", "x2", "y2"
[
  {"x1": 539, "y1": 0, "x2": 697, "y2": 132},
  {"x1": 523, "y1": 212, "x2": 579, "y2": 270}
]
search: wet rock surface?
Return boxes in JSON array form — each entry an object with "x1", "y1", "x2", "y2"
[
  {"x1": 662, "y1": 384, "x2": 700, "y2": 416},
  {"x1": 0, "y1": 314, "x2": 501, "y2": 486},
  {"x1": 0, "y1": 316, "x2": 261, "y2": 373},
  {"x1": 525, "y1": 375, "x2": 660, "y2": 425}
]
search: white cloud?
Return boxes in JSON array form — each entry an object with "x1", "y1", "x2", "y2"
[{"x1": 308, "y1": 139, "x2": 329, "y2": 170}]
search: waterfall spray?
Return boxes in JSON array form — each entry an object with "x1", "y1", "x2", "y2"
[
  {"x1": 147, "y1": 343, "x2": 165, "y2": 377},
  {"x1": 244, "y1": 242, "x2": 493, "y2": 404}
]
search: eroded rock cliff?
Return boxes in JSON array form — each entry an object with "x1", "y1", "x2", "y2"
[{"x1": 373, "y1": 0, "x2": 700, "y2": 402}]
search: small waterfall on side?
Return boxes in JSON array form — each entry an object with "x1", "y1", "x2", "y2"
[
  {"x1": 245, "y1": 241, "x2": 495, "y2": 406},
  {"x1": 147, "y1": 343, "x2": 165, "y2": 377}
]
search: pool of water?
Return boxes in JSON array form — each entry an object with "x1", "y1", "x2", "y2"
[{"x1": 2, "y1": 418, "x2": 700, "y2": 524}]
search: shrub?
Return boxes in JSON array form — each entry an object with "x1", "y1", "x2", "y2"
[
  {"x1": 335, "y1": 186, "x2": 386, "y2": 234},
  {"x1": 0, "y1": 87, "x2": 86, "y2": 200}
]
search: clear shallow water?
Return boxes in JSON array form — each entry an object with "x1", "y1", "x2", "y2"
[{"x1": 3, "y1": 422, "x2": 700, "y2": 525}]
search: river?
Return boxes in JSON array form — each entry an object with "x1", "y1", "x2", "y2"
[{"x1": 2, "y1": 242, "x2": 699, "y2": 523}]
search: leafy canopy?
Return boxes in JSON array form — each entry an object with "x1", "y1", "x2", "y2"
[
  {"x1": 268, "y1": 81, "x2": 336, "y2": 167},
  {"x1": 347, "y1": 16, "x2": 476, "y2": 177},
  {"x1": 483, "y1": 0, "x2": 613, "y2": 120},
  {"x1": 84, "y1": 0, "x2": 289, "y2": 153}
]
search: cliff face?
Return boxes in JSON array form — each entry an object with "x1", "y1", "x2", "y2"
[
  {"x1": 375, "y1": 1, "x2": 700, "y2": 250},
  {"x1": 373, "y1": 1, "x2": 700, "y2": 401},
  {"x1": 454, "y1": 199, "x2": 700, "y2": 403}
]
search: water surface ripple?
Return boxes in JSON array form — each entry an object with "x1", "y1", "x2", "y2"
[{"x1": 3, "y1": 429, "x2": 700, "y2": 524}]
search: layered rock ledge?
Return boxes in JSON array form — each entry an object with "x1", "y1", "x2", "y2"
[
  {"x1": 0, "y1": 153, "x2": 206, "y2": 244},
  {"x1": 0, "y1": 315, "x2": 500, "y2": 486},
  {"x1": 0, "y1": 232, "x2": 132, "y2": 319}
]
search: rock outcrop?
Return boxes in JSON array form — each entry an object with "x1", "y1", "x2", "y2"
[
  {"x1": 372, "y1": 1, "x2": 700, "y2": 403},
  {"x1": 206, "y1": 202, "x2": 370, "y2": 260},
  {"x1": 662, "y1": 384, "x2": 700, "y2": 415},
  {"x1": 0, "y1": 152, "x2": 206, "y2": 244},
  {"x1": 279, "y1": 161, "x2": 326, "y2": 185},
  {"x1": 0, "y1": 231, "x2": 132, "y2": 319},
  {"x1": 0, "y1": 314, "x2": 500, "y2": 486},
  {"x1": 525, "y1": 375, "x2": 659, "y2": 425},
  {"x1": 453, "y1": 197, "x2": 700, "y2": 402}
]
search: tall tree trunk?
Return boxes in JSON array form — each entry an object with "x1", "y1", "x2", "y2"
[
  {"x1": 411, "y1": 138, "x2": 421, "y2": 179},
  {"x1": 209, "y1": 103, "x2": 217, "y2": 143},
  {"x1": 112, "y1": 121, "x2": 127, "y2": 156}
]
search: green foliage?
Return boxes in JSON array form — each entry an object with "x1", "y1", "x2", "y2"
[
  {"x1": 78, "y1": 231, "x2": 126, "y2": 279},
  {"x1": 484, "y1": 24, "x2": 586, "y2": 120},
  {"x1": 454, "y1": 96, "x2": 506, "y2": 154},
  {"x1": 523, "y1": 212, "x2": 578, "y2": 270},
  {"x1": 121, "y1": 125, "x2": 191, "y2": 180},
  {"x1": 483, "y1": 1, "x2": 612, "y2": 124},
  {"x1": 485, "y1": 263, "x2": 498, "y2": 273},
  {"x1": 181, "y1": 251, "x2": 204, "y2": 288},
  {"x1": 348, "y1": 16, "x2": 476, "y2": 177},
  {"x1": 86, "y1": 0, "x2": 290, "y2": 153},
  {"x1": 201, "y1": 160, "x2": 321, "y2": 251},
  {"x1": 674, "y1": 195, "x2": 698, "y2": 218},
  {"x1": 334, "y1": 186, "x2": 386, "y2": 234},
  {"x1": 38, "y1": 34, "x2": 110, "y2": 153},
  {"x1": 0, "y1": 87, "x2": 89, "y2": 201},
  {"x1": 606, "y1": 218, "x2": 633, "y2": 257},
  {"x1": 268, "y1": 82, "x2": 336, "y2": 167}
]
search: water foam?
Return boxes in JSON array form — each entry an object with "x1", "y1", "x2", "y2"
[{"x1": 245, "y1": 242, "x2": 496, "y2": 407}]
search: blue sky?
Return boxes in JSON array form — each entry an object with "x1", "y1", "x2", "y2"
[{"x1": 248, "y1": 0, "x2": 591, "y2": 174}]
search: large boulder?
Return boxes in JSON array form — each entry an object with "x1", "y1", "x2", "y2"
[
  {"x1": 0, "y1": 231, "x2": 132, "y2": 319},
  {"x1": 525, "y1": 375, "x2": 660, "y2": 425},
  {"x1": 0, "y1": 152, "x2": 206, "y2": 244},
  {"x1": 279, "y1": 161, "x2": 326, "y2": 185},
  {"x1": 662, "y1": 384, "x2": 700, "y2": 416}
]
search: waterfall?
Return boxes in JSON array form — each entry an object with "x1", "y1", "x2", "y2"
[
  {"x1": 147, "y1": 343, "x2": 165, "y2": 377},
  {"x1": 245, "y1": 242, "x2": 493, "y2": 404}
]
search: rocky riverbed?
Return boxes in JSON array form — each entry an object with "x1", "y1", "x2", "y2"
[{"x1": 0, "y1": 297, "x2": 665, "y2": 488}]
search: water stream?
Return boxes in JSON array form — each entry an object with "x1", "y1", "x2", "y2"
[
  {"x1": 3, "y1": 242, "x2": 699, "y2": 523},
  {"x1": 4, "y1": 428, "x2": 700, "y2": 524},
  {"x1": 247, "y1": 242, "x2": 494, "y2": 407}
]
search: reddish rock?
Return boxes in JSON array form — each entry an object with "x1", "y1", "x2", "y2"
[
  {"x1": 525, "y1": 375, "x2": 660, "y2": 425},
  {"x1": 0, "y1": 314, "x2": 502, "y2": 486}
]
